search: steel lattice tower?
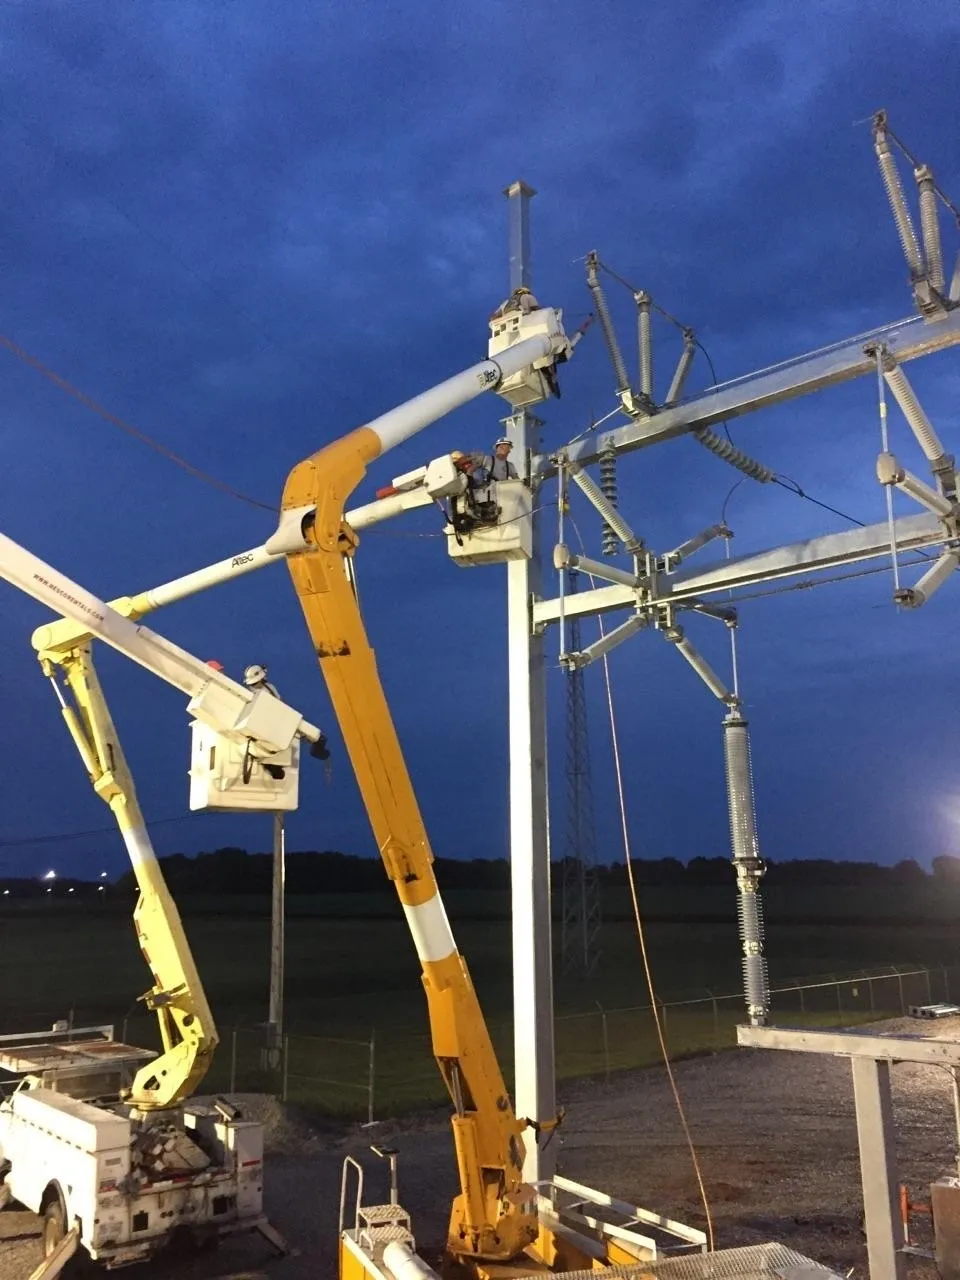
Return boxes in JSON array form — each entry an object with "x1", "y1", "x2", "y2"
[{"x1": 560, "y1": 573, "x2": 602, "y2": 975}]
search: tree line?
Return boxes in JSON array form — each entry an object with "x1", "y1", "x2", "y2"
[{"x1": 2, "y1": 848, "x2": 953, "y2": 896}]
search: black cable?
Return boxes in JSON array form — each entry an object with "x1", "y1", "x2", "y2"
[
  {"x1": 694, "y1": 337, "x2": 873, "y2": 530},
  {"x1": 0, "y1": 814, "x2": 198, "y2": 851},
  {"x1": 594, "y1": 256, "x2": 922, "y2": 540},
  {"x1": 772, "y1": 475, "x2": 866, "y2": 529},
  {"x1": 879, "y1": 117, "x2": 960, "y2": 222}
]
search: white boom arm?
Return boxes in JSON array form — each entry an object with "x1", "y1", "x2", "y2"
[
  {"x1": 0, "y1": 531, "x2": 324, "y2": 756},
  {"x1": 30, "y1": 321, "x2": 570, "y2": 655}
]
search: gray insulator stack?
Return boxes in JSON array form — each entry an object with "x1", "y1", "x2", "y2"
[
  {"x1": 666, "y1": 335, "x2": 696, "y2": 406},
  {"x1": 586, "y1": 252, "x2": 631, "y2": 397},
  {"x1": 637, "y1": 292, "x2": 653, "y2": 398},
  {"x1": 722, "y1": 714, "x2": 770, "y2": 1026},
  {"x1": 874, "y1": 126, "x2": 925, "y2": 279},
  {"x1": 692, "y1": 427, "x2": 775, "y2": 484},
  {"x1": 881, "y1": 356, "x2": 947, "y2": 464},
  {"x1": 916, "y1": 165, "x2": 945, "y2": 293},
  {"x1": 600, "y1": 447, "x2": 619, "y2": 557}
]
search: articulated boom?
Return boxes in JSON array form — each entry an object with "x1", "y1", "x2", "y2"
[
  {"x1": 282, "y1": 429, "x2": 537, "y2": 1264},
  {"x1": 41, "y1": 643, "x2": 217, "y2": 1109}
]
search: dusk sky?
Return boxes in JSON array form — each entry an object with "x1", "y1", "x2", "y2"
[{"x1": 2, "y1": 1, "x2": 959, "y2": 880}]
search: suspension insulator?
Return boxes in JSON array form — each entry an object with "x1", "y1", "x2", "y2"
[
  {"x1": 742, "y1": 945, "x2": 770, "y2": 1026},
  {"x1": 881, "y1": 357, "x2": 947, "y2": 464},
  {"x1": 737, "y1": 889, "x2": 765, "y2": 943},
  {"x1": 916, "y1": 165, "x2": 945, "y2": 293},
  {"x1": 874, "y1": 130, "x2": 924, "y2": 278},
  {"x1": 692, "y1": 427, "x2": 775, "y2": 483},
  {"x1": 637, "y1": 292, "x2": 653, "y2": 398},
  {"x1": 723, "y1": 715, "x2": 770, "y2": 1025},
  {"x1": 599, "y1": 447, "x2": 619, "y2": 557},
  {"x1": 586, "y1": 252, "x2": 631, "y2": 396}
]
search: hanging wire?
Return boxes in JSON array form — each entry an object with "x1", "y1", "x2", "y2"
[
  {"x1": 878, "y1": 117, "x2": 960, "y2": 222},
  {"x1": 569, "y1": 518, "x2": 715, "y2": 1248},
  {"x1": 564, "y1": 403, "x2": 628, "y2": 448},
  {"x1": 0, "y1": 332, "x2": 278, "y2": 512},
  {"x1": 723, "y1": 534, "x2": 741, "y2": 702},
  {"x1": 772, "y1": 476, "x2": 866, "y2": 529},
  {"x1": 0, "y1": 813, "x2": 197, "y2": 850},
  {"x1": 875, "y1": 348, "x2": 902, "y2": 595}
]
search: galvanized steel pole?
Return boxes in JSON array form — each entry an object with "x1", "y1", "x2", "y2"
[
  {"x1": 268, "y1": 812, "x2": 286, "y2": 1062},
  {"x1": 504, "y1": 179, "x2": 557, "y2": 1182}
]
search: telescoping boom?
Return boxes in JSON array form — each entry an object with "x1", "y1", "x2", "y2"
[{"x1": 273, "y1": 317, "x2": 571, "y2": 1269}]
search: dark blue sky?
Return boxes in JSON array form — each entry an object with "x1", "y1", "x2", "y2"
[{"x1": 2, "y1": 1, "x2": 959, "y2": 879}]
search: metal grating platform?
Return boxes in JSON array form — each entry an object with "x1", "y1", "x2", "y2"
[
  {"x1": 0, "y1": 1038, "x2": 153, "y2": 1075},
  {"x1": 514, "y1": 1244, "x2": 842, "y2": 1280},
  {"x1": 640, "y1": 1243, "x2": 841, "y2": 1280}
]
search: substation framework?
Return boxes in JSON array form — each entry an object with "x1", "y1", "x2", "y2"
[
  {"x1": 20, "y1": 117, "x2": 955, "y2": 1280},
  {"x1": 494, "y1": 115, "x2": 960, "y2": 1197}
]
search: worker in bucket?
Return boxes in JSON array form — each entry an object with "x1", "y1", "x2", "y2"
[
  {"x1": 243, "y1": 663, "x2": 279, "y2": 698},
  {"x1": 243, "y1": 663, "x2": 332, "y2": 767},
  {"x1": 483, "y1": 437, "x2": 519, "y2": 482}
]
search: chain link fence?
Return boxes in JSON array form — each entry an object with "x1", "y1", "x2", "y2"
[{"x1": 5, "y1": 963, "x2": 955, "y2": 1121}]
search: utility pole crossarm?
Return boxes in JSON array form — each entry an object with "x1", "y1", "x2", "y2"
[
  {"x1": 540, "y1": 309, "x2": 960, "y2": 475},
  {"x1": 532, "y1": 512, "x2": 946, "y2": 627}
]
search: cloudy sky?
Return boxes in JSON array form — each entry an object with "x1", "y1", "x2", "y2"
[{"x1": 1, "y1": 0, "x2": 959, "y2": 880}]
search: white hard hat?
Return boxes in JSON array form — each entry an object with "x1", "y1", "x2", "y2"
[
  {"x1": 243, "y1": 664, "x2": 267, "y2": 686},
  {"x1": 495, "y1": 437, "x2": 513, "y2": 449}
]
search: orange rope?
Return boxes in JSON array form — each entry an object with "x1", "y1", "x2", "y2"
[
  {"x1": 568, "y1": 512, "x2": 715, "y2": 1249},
  {"x1": 0, "y1": 333, "x2": 277, "y2": 512}
]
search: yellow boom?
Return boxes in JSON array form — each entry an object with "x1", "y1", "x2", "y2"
[{"x1": 39, "y1": 643, "x2": 217, "y2": 1109}]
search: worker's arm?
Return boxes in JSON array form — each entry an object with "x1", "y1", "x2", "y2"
[
  {"x1": 47, "y1": 645, "x2": 217, "y2": 1109},
  {"x1": 278, "y1": 323, "x2": 570, "y2": 1263}
]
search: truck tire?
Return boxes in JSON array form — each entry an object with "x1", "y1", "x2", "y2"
[
  {"x1": 42, "y1": 1194, "x2": 69, "y2": 1257},
  {"x1": 42, "y1": 1191, "x2": 92, "y2": 1276}
]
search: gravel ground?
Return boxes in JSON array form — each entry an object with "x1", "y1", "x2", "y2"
[{"x1": 3, "y1": 1017, "x2": 957, "y2": 1279}]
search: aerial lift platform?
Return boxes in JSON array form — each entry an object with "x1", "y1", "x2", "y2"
[{"x1": 0, "y1": 534, "x2": 326, "y2": 1272}]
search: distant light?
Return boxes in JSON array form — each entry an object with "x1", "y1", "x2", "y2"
[
  {"x1": 68, "y1": 887, "x2": 75, "y2": 894},
  {"x1": 2, "y1": 889, "x2": 8, "y2": 896},
  {"x1": 45, "y1": 887, "x2": 52, "y2": 894},
  {"x1": 43, "y1": 870, "x2": 56, "y2": 881},
  {"x1": 97, "y1": 885, "x2": 105, "y2": 892},
  {"x1": 99, "y1": 871, "x2": 108, "y2": 879}
]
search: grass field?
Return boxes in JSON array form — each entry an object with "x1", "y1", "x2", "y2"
[{"x1": 3, "y1": 881, "x2": 958, "y2": 1114}]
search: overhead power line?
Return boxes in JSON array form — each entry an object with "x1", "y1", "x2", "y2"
[
  {"x1": 0, "y1": 813, "x2": 197, "y2": 851},
  {"x1": 0, "y1": 332, "x2": 277, "y2": 512}
]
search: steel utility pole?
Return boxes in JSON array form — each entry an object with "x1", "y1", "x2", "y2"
[
  {"x1": 267, "y1": 812, "x2": 285, "y2": 1068},
  {"x1": 504, "y1": 179, "x2": 557, "y2": 1183}
]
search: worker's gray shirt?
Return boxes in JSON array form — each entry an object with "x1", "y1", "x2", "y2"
[{"x1": 485, "y1": 456, "x2": 518, "y2": 481}]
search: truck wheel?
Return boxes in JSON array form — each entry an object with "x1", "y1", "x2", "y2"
[{"x1": 43, "y1": 1196, "x2": 69, "y2": 1256}]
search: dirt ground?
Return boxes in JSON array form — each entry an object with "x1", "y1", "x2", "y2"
[{"x1": 3, "y1": 1016, "x2": 958, "y2": 1279}]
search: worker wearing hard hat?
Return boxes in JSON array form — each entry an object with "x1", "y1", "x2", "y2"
[
  {"x1": 241, "y1": 663, "x2": 331, "y2": 766},
  {"x1": 483, "y1": 438, "x2": 519, "y2": 482},
  {"x1": 243, "y1": 663, "x2": 279, "y2": 698}
]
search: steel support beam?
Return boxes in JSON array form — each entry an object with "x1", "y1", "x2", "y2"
[
  {"x1": 533, "y1": 513, "x2": 946, "y2": 627},
  {"x1": 536, "y1": 309, "x2": 960, "y2": 475},
  {"x1": 504, "y1": 181, "x2": 556, "y2": 1183},
  {"x1": 737, "y1": 1023, "x2": 960, "y2": 1065},
  {"x1": 852, "y1": 1057, "x2": 905, "y2": 1280}
]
